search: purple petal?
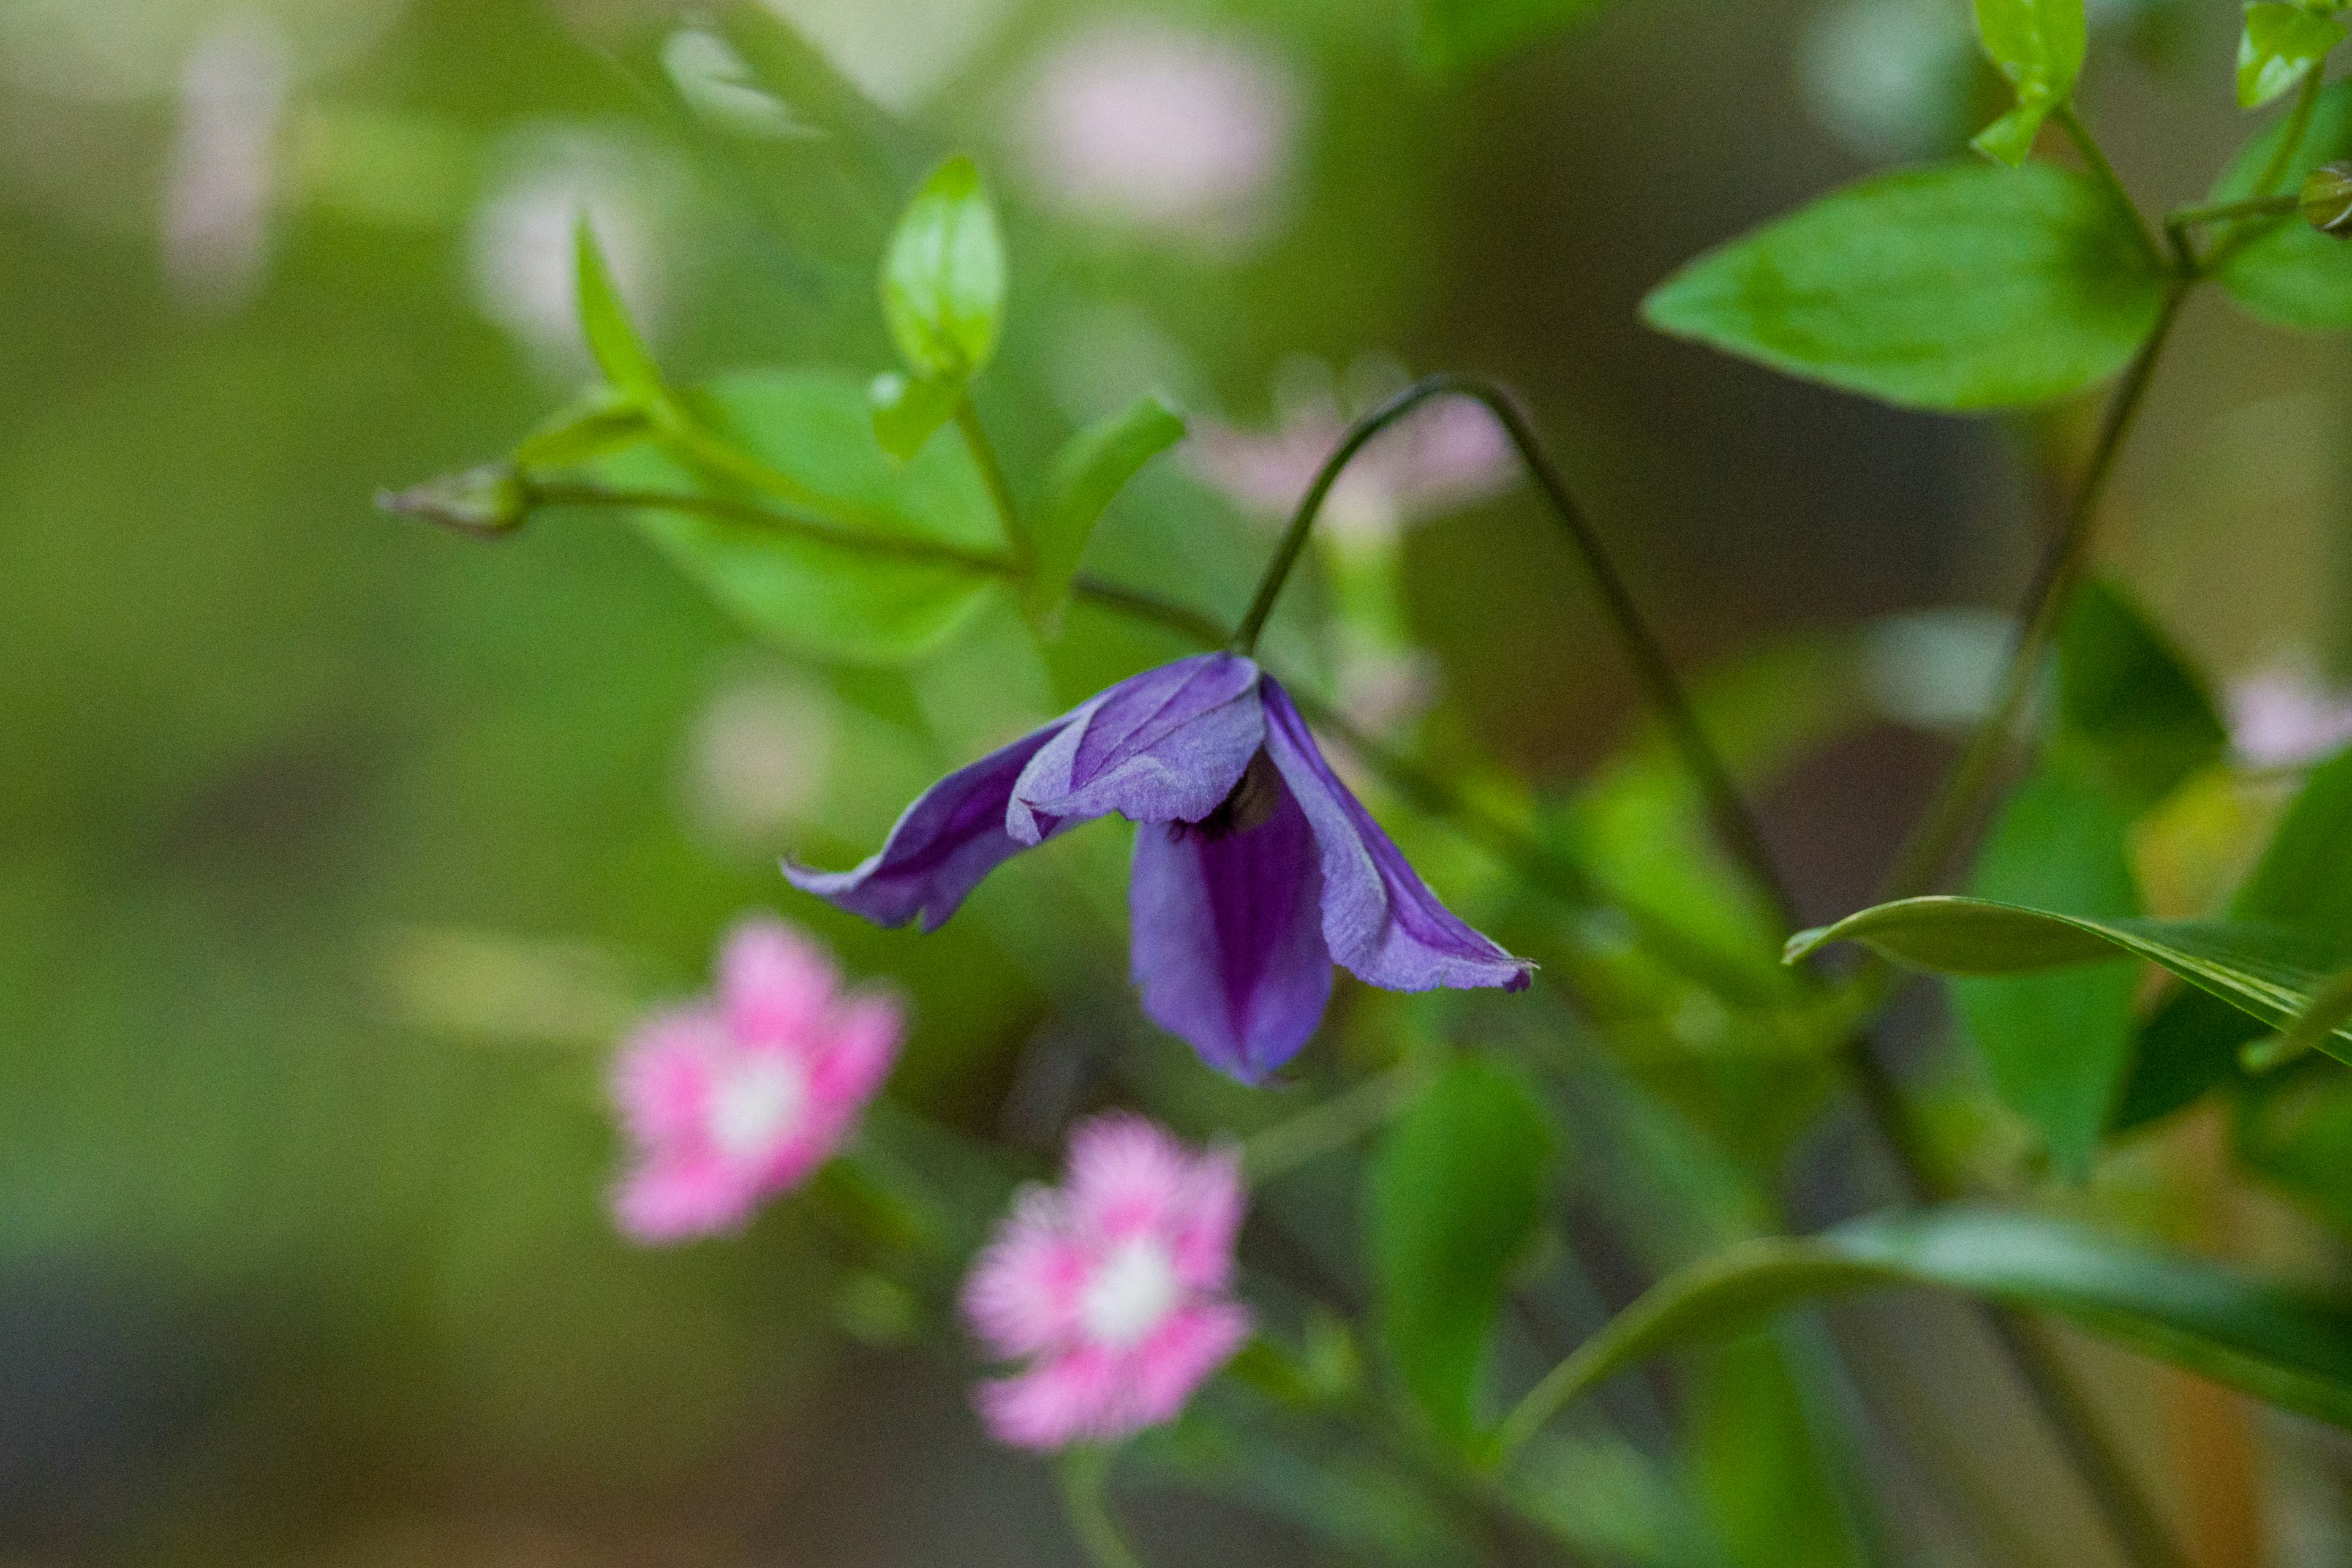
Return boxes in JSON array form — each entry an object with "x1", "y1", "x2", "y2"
[
  {"x1": 1259, "y1": 679, "x2": 1532, "y2": 994},
  {"x1": 1129, "y1": 778, "x2": 1333, "y2": 1082},
  {"x1": 1008, "y1": 654, "x2": 1265, "y2": 845},
  {"x1": 783, "y1": 717, "x2": 1070, "y2": 932}
]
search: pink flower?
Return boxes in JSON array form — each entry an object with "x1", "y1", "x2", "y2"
[
  {"x1": 2230, "y1": 668, "x2": 2352, "y2": 769},
  {"x1": 609, "y1": 916, "x2": 903, "y2": 1242},
  {"x1": 962, "y1": 1115, "x2": 1251, "y2": 1449}
]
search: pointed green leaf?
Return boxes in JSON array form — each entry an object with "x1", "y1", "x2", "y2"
[
  {"x1": 2239, "y1": 4, "x2": 2345, "y2": 110},
  {"x1": 573, "y1": 218, "x2": 664, "y2": 403},
  {"x1": 2212, "y1": 78, "x2": 2352, "y2": 328},
  {"x1": 589, "y1": 368, "x2": 1006, "y2": 664},
  {"x1": 2054, "y1": 575, "x2": 2226, "y2": 811},
  {"x1": 511, "y1": 390, "x2": 655, "y2": 470},
  {"x1": 881, "y1": 156, "x2": 1006, "y2": 380},
  {"x1": 1971, "y1": 99, "x2": 2054, "y2": 167},
  {"x1": 1643, "y1": 163, "x2": 2166, "y2": 412},
  {"x1": 1498, "y1": 1208, "x2": 2352, "y2": 1445},
  {"x1": 2247, "y1": 965, "x2": 2352, "y2": 1071},
  {"x1": 2119, "y1": 747, "x2": 2352, "y2": 1126},
  {"x1": 868, "y1": 369, "x2": 965, "y2": 462},
  {"x1": 1788, "y1": 896, "x2": 2352, "y2": 1061},
  {"x1": 1031, "y1": 396, "x2": 1186, "y2": 627},
  {"x1": 1370, "y1": 1059, "x2": 1553, "y2": 1444},
  {"x1": 1953, "y1": 767, "x2": 2141, "y2": 1178}
]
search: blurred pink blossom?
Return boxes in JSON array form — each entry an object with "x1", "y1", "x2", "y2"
[
  {"x1": 1013, "y1": 20, "x2": 1297, "y2": 247},
  {"x1": 962, "y1": 1114, "x2": 1250, "y2": 1449},
  {"x1": 1189, "y1": 391, "x2": 1517, "y2": 549},
  {"x1": 2230, "y1": 669, "x2": 2352, "y2": 769},
  {"x1": 162, "y1": 17, "x2": 289, "y2": 309},
  {"x1": 609, "y1": 916, "x2": 903, "y2": 1242}
]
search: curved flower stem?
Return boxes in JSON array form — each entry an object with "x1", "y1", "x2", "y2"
[
  {"x1": 1232, "y1": 372, "x2": 1801, "y2": 936},
  {"x1": 1058, "y1": 1445, "x2": 1149, "y2": 1568},
  {"x1": 957, "y1": 396, "x2": 1035, "y2": 575},
  {"x1": 1876, "y1": 281, "x2": 2190, "y2": 903},
  {"x1": 1240, "y1": 1060, "x2": 1429, "y2": 1185},
  {"x1": 2054, "y1": 105, "x2": 2162, "y2": 268}
]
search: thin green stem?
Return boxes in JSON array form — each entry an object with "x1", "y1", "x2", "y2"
[
  {"x1": 522, "y1": 480, "x2": 1018, "y2": 573},
  {"x1": 1878, "y1": 282, "x2": 2190, "y2": 902},
  {"x1": 1058, "y1": 1446, "x2": 1148, "y2": 1568},
  {"x1": 2206, "y1": 67, "x2": 2328, "y2": 276},
  {"x1": 1066, "y1": 575, "x2": 1233, "y2": 649},
  {"x1": 1234, "y1": 373, "x2": 1801, "y2": 936},
  {"x1": 1241, "y1": 1061, "x2": 1428, "y2": 1185},
  {"x1": 957, "y1": 397, "x2": 1032, "y2": 575},
  {"x1": 2054, "y1": 105, "x2": 2161, "y2": 267},
  {"x1": 2169, "y1": 192, "x2": 2302, "y2": 230}
]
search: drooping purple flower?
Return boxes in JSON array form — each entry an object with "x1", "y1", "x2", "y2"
[{"x1": 785, "y1": 654, "x2": 1530, "y2": 1081}]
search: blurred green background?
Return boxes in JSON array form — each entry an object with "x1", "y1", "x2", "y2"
[{"x1": 6, "y1": 0, "x2": 2351, "y2": 1563}]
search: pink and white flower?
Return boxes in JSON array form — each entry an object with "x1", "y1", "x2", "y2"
[
  {"x1": 962, "y1": 1115, "x2": 1251, "y2": 1449},
  {"x1": 609, "y1": 916, "x2": 903, "y2": 1242}
]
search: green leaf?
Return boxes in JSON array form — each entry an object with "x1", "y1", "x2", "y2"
[
  {"x1": 1953, "y1": 767, "x2": 2142, "y2": 1178},
  {"x1": 881, "y1": 156, "x2": 1007, "y2": 380},
  {"x1": 2239, "y1": 4, "x2": 2346, "y2": 110},
  {"x1": 1031, "y1": 396, "x2": 1186, "y2": 628},
  {"x1": 660, "y1": 26, "x2": 820, "y2": 140},
  {"x1": 1642, "y1": 162, "x2": 2166, "y2": 412},
  {"x1": 1369, "y1": 1059, "x2": 1553, "y2": 1444},
  {"x1": 1499, "y1": 1207, "x2": 2352, "y2": 1440},
  {"x1": 2248, "y1": 965, "x2": 2352, "y2": 1071},
  {"x1": 590, "y1": 368, "x2": 1006, "y2": 665},
  {"x1": 1415, "y1": 0, "x2": 1615, "y2": 73},
  {"x1": 511, "y1": 390, "x2": 655, "y2": 470},
  {"x1": 2052, "y1": 576, "x2": 2226, "y2": 810},
  {"x1": 1787, "y1": 896, "x2": 2352, "y2": 1061},
  {"x1": 2212, "y1": 78, "x2": 2352, "y2": 328},
  {"x1": 1968, "y1": 0, "x2": 2085, "y2": 164},
  {"x1": 573, "y1": 218, "x2": 665, "y2": 404},
  {"x1": 2118, "y1": 747, "x2": 2352, "y2": 1126},
  {"x1": 867, "y1": 370, "x2": 965, "y2": 462}
]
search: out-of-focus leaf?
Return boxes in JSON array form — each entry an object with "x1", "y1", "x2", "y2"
[
  {"x1": 1508, "y1": 1431, "x2": 1729, "y2": 1568},
  {"x1": 1031, "y1": 396, "x2": 1186, "y2": 628},
  {"x1": 2248, "y1": 965, "x2": 2352, "y2": 1071},
  {"x1": 2239, "y1": 4, "x2": 2345, "y2": 110},
  {"x1": 1369, "y1": 1058, "x2": 1553, "y2": 1444},
  {"x1": 1415, "y1": 0, "x2": 1615, "y2": 74},
  {"x1": 867, "y1": 369, "x2": 963, "y2": 462},
  {"x1": 1969, "y1": 0, "x2": 2086, "y2": 165},
  {"x1": 511, "y1": 390, "x2": 655, "y2": 470},
  {"x1": 660, "y1": 26, "x2": 819, "y2": 140},
  {"x1": 1786, "y1": 897, "x2": 2352, "y2": 1060},
  {"x1": 2212, "y1": 79, "x2": 2352, "y2": 328},
  {"x1": 1496, "y1": 1208, "x2": 2352, "y2": 1442},
  {"x1": 1687, "y1": 1335, "x2": 1868, "y2": 1568},
  {"x1": 2118, "y1": 747, "x2": 2352, "y2": 1123},
  {"x1": 1642, "y1": 164, "x2": 2165, "y2": 411},
  {"x1": 1953, "y1": 767, "x2": 2141, "y2": 1178},
  {"x1": 573, "y1": 219, "x2": 665, "y2": 404},
  {"x1": 591, "y1": 369, "x2": 1006, "y2": 664},
  {"x1": 2054, "y1": 575, "x2": 2226, "y2": 810},
  {"x1": 881, "y1": 156, "x2": 1006, "y2": 379}
]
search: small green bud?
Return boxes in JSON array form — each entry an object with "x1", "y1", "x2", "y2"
[
  {"x1": 378, "y1": 463, "x2": 530, "y2": 537},
  {"x1": 2301, "y1": 162, "x2": 2352, "y2": 237}
]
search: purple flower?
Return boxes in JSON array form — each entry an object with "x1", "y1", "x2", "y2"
[{"x1": 785, "y1": 654, "x2": 1530, "y2": 1081}]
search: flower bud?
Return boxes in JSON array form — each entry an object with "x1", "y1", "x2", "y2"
[
  {"x1": 377, "y1": 463, "x2": 530, "y2": 537},
  {"x1": 2301, "y1": 162, "x2": 2352, "y2": 237}
]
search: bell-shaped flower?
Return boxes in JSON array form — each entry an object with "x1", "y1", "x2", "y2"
[
  {"x1": 608, "y1": 916, "x2": 904, "y2": 1242},
  {"x1": 785, "y1": 653, "x2": 1529, "y2": 1082},
  {"x1": 962, "y1": 1114, "x2": 1250, "y2": 1450}
]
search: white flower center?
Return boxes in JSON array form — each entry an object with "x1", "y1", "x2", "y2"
[
  {"x1": 1079, "y1": 1237, "x2": 1183, "y2": 1350},
  {"x1": 708, "y1": 1055, "x2": 809, "y2": 1160}
]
